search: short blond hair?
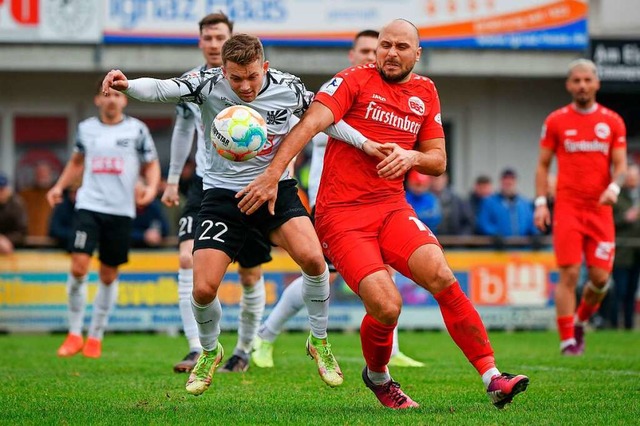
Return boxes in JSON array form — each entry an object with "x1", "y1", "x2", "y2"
[{"x1": 567, "y1": 58, "x2": 598, "y2": 78}]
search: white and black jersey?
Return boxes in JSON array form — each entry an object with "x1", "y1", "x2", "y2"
[
  {"x1": 126, "y1": 67, "x2": 313, "y2": 192},
  {"x1": 74, "y1": 116, "x2": 158, "y2": 218}
]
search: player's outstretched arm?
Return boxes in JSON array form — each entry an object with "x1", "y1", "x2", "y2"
[{"x1": 237, "y1": 102, "x2": 335, "y2": 215}]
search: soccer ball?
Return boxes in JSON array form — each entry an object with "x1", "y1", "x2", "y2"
[{"x1": 211, "y1": 105, "x2": 268, "y2": 162}]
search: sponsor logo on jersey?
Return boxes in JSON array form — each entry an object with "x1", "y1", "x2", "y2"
[
  {"x1": 258, "y1": 134, "x2": 276, "y2": 156},
  {"x1": 372, "y1": 93, "x2": 387, "y2": 102},
  {"x1": 116, "y1": 138, "x2": 132, "y2": 148},
  {"x1": 266, "y1": 109, "x2": 288, "y2": 125},
  {"x1": 364, "y1": 101, "x2": 421, "y2": 135},
  {"x1": 595, "y1": 122, "x2": 611, "y2": 139},
  {"x1": 408, "y1": 96, "x2": 425, "y2": 115},
  {"x1": 563, "y1": 139, "x2": 609, "y2": 154},
  {"x1": 564, "y1": 129, "x2": 577, "y2": 136},
  {"x1": 91, "y1": 157, "x2": 124, "y2": 174},
  {"x1": 319, "y1": 77, "x2": 343, "y2": 96}
]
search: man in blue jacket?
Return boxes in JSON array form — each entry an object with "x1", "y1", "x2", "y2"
[{"x1": 477, "y1": 168, "x2": 538, "y2": 238}]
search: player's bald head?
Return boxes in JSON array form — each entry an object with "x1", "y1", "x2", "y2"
[{"x1": 380, "y1": 19, "x2": 420, "y2": 47}]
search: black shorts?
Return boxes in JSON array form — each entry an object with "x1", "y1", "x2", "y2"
[
  {"x1": 178, "y1": 175, "x2": 204, "y2": 243},
  {"x1": 193, "y1": 179, "x2": 308, "y2": 265},
  {"x1": 71, "y1": 209, "x2": 132, "y2": 267}
]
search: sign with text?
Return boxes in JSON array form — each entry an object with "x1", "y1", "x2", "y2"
[
  {"x1": 591, "y1": 39, "x2": 640, "y2": 88},
  {"x1": 0, "y1": 250, "x2": 558, "y2": 332},
  {"x1": 0, "y1": 0, "x2": 101, "y2": 43},
  {"x1": 103, "y1": 0, "x2": 588, "y2": 50}
]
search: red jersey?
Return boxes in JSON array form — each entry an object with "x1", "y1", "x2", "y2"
[
  {"x1": 540, "y1": 103, "x2": 626, "y2": 207},
  {"x1": 314, "y1": 64, "x2": 444, "y2": 212}
]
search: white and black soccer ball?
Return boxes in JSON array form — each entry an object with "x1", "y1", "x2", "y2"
[{"x1": 211, "y1": 105, "x2": 268, "y2": 162}]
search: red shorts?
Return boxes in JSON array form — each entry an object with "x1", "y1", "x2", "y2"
[
  {"x1": 314, "y1": 202, "x2": 441, "y2": 294},
  {"x1": 553, "y1": 202, "x2": 615, "y2": 271}
]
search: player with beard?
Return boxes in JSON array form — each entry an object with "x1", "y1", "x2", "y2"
[
  {"x1": 252, "y1": 29, "x2": 424, "y2": 370},
  {"x1": 534, "y1": 59, "x2": 627, "y2": 355},
  {"x1": 238, "y1": 18, "x2": 529, "y2": 410}
]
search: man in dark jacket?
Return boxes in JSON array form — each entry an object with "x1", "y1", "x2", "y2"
[{"x1": 0, "y1": 172, "x2": 28, "y2": 255}]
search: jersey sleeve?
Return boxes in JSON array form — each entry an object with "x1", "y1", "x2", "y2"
[
  {"x1": 314, "y1": 71, "x2": 359, "y2": 124},
  {"x1": 417, "y1": 83, "x2": 445, "y2": 141},
  {"x1": 136, "y1": 123, "x2": 159, "y2": 164},
  {"x1": 73, "y1": 124, "x2": 86, "y2": 155},
  {"x1": 125, "y1": 68, "x2": 224, "y2": 105},
  {"x1": 539, "y1": 114, "x2": 558, "y2": 150},
  {"x1": 611, "y1": 112, "x2": 627, "y2": 149},
  {"x1": 167, "y1": 104, "x2": 197, "y2": 184}
]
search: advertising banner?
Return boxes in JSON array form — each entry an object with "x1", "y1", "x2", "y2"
[
  {"x1": 0, "y1": 0, "x2": 101, "y2": 43},
  {"x1": 103, "y1": 0, "x2": 588, "y2": 50},
  {"x1": 0, "y1": 250, "x2": 557, "y2": 332},
  {"x1": 590, "y1": 38, "x2": 640, "y2": 90}
]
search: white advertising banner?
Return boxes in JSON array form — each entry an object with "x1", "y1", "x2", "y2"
[
  {"x1": 103, "y1": 0, "x2": 587, "y2": 49},
  {"x1": 0, "y1": 0, "x2": 101, "y2": 43}
]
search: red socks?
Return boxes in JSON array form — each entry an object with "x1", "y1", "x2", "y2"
[
  {"x1": 576, "y1": 300, "x2": 601, "y2": 323},
  {"x1": 557, "y1": 315, "x2": 574, "y2": 340},
  {"x1": 360, "y1": 314, "x2": 395, "y2": 373},
  {"x1": 434, "y1": 282, "x2": 495, "y2": 375}
]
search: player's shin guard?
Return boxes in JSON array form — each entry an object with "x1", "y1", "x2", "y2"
[
  {"x1": 237, "y1": 276, "x2": 266, "y2": 354},
  {"x1": 178, "y1": 268, "x2": 201, "y2": 352},
  {"x1": 361, "y1": 314, "x2": 395, "y2": 373},
  {"x1": 260, "y1": 275, "x2": 305, "y2": 342},
  {"x1": 191, "y1": 296, "x2": 222, "y2": 351},
  {"x1": 67, "y1": 274, "x2": 88, "y2": 335},
  {"x1": 88, "y1": 280, "x2": 119, "y2": 340},
  {"x1": 302, "y1": 264, "x2": 330, "y2": 339},
  {"x1": 434, "y1": 282, "x2": 496, "y2": 375}
]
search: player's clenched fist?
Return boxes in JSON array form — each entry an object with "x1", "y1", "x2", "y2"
[{"x1": 102, "y1": 69, "x2": 129, "y2": 95}]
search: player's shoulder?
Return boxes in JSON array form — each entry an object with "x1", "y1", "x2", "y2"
[
  {"x1": 122, "y1": 115, "x2": 150, "y2": 131},
  {"x1": 266, "y1": 68, "x2": 304, "y2": 87},
  {"x1": 597, "y1": 104, "x2": 624, "y2": 123},
  {"x1": 545, "y1": 104, "x2": 572, "y2": 122},
  {"x1": 180, "y1": 64, "x2": 206, "y2": 78},
  {"x1": 78, "y1": 116, "x2": 99, "y2": 128},
  {"x1": 337, "y1": 63, "x2": 377, "y2": 81}
]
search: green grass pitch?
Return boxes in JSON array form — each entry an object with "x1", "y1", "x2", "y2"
[{"x1": 1, "y1": 330, "x2": 638, "y2": 425}]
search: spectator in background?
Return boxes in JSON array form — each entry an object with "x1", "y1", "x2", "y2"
[
  {"x1": 611, "y1": 163, "x2": 640, "y2": 330},
  {"x1": 477, "y1": 168, "x2": 538, "y2": 238},
  {"x1": 0, "y1": 172, "x2": 28, "y2": 254},
  {"x1": 405, "y1": 170, "x2": 441, "y2": 230},
  {"x1": 131, "y1": 193, "x2": 170, "y2": 248},
  {"x1": 430, "y1": 172, "x2": 473, "y2": 235},
  {"x1": 48, "y1": 184, "x2": 79, "y2": 251},
  {"x1": 468, "y1": 174, "x2": 493, "y2": 233},
  {"x1": 19, "y1": 161, "x2": 56, "y2": 237}
]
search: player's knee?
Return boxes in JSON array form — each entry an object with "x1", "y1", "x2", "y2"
[
  {"x1": 70, "y1": 263, "x2": 88, "y2": 278},
  {"x1": 178, "y1": 251, "x2": 193, "y2": 269},
  {"x1": 238, "y1": 267, "x2": 261, "y2": 286},
  {"x1": 192, "y1": 284, "x2": 217, "y2": 305},
  {"x1": 297, "y1": 251, "x2": 327, "y2": 276},
  {"x1": 99, "y1": 270, "x2": 118, "y2": 285},
  {"x1": 373, "y1": 301, "x2": 401, "y2": 325}
]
